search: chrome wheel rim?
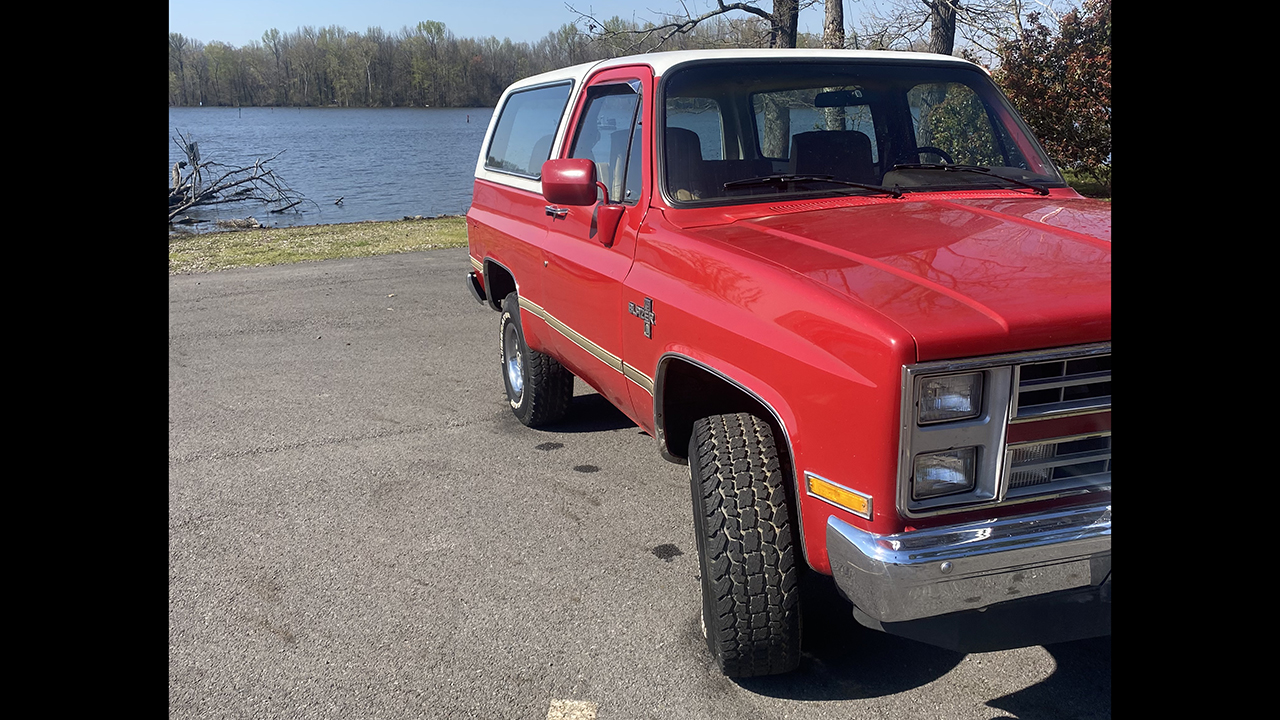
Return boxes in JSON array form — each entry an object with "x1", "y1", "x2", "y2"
[{"x1": 503, "y1": 323, "x2": 524, "y2": 401}]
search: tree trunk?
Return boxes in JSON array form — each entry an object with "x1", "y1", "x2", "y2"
[
  {"x1": 770, "y1": 0, "x2": 801, "y2": 49},
  {"x1": 762, "y1": 95, "x2": 791, "y2": 158},
  {"x1": 927, "y1": 0, "x2": 959, "y2": 55},
  {"x1": 823, "y1": 0, "x2": 847, "y2": 131},
  {"x1": 823, "y1": 0, "x2": 845, "y2": 49}
]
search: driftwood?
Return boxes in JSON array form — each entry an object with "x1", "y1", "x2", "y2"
[
  {"x1": 270, "y1": 200, "x2": 304, "y2": 214},
  {"x1": 168, "y1": 130, "x2": 314, "y2": 223}
]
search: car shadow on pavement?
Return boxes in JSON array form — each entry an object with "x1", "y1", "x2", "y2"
[
  {"x1": 543, "y1": 391, "x2": 640, "y2": 434},
  {"x1": 984, "y1": 636, "x2": 1111, "y2": 719},
  {"x1": 734, "y1": 574, "x2": 966, "y2": 699},
  {"x1": 736, "y1": 575, "x2": 1112, "y2": 708}
]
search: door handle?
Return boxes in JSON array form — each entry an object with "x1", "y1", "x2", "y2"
[{"x1": 544, "y1": 205, "x2": 568, "y2": 219}]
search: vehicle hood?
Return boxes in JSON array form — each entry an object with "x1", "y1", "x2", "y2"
[{"x1": 684, "y1": 194, "x2": 1111, "y2": 361}]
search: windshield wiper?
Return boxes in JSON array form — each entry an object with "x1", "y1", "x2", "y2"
[
  {"x1": 723, "y1": 173, "x2": 903, "y2": 199},
  {"x1": 891, "y1": 163, "x2": 1050, "y2": 196}
]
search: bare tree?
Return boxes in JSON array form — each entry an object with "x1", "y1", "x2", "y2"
[
  {"x1": 855, "y1": 1, "x2": 1080, "y2": 62},
  {"x1": 169, "y1": 33, "x2": 190, "y2": 106},
  {"x1": 169, "y1": 131, "x2": 312, "y2": 223},
  {"x1": 927, "y1": 1, "x2": 959, "y2": 54},
  {"x1": 857, "y1": 0, "x2": 959, "y2": 54},
  {"x1": 566, "y1": 1, "x2": 812, "y2": 52}
]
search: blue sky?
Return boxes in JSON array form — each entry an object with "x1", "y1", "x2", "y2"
[{"x1": 168, "y1": 0, "x2": 856, "y2": 48}]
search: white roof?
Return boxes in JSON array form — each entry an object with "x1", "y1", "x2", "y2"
[{"x1": 504, "y1": 48, "x2": 979, "y2": 91}]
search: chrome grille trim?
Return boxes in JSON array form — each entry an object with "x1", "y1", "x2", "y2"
[
  {"x1": 1005, "y1": 432, "x2": 1111, "y2": 499},
  {"x1": 1013, "y1": 353, "x2": 1111, "y2": 419}
]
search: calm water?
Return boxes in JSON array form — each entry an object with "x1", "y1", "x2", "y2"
[{"x1": 168, "y1": 107, "x2": 494, "y2": 230}]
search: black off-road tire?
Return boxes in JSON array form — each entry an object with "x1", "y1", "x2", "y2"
[
  {"x1": 500, "y1": 292, "x2": 573, "y2": 427},
  {"x1": 689, "y1": 413, "x2": 802, "y2": 677}
]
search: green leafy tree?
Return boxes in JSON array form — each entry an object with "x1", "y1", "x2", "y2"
[
  {"x1": 169, "y1": 33, "x2": 190, "y2": 105},
  {"x1": 995, "y1": 0, "x2": 1110, "y2": 187},
  {"x1": 914, "y1": 83, "x2": 1003, "y2": 166}
]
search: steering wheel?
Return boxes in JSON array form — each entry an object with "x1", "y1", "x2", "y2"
[{"x1": 913, "y1": 146, "x2": 955, "y2": 165}]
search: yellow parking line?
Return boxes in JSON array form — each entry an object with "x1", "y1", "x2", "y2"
[{"x1": 546, "y1": 699, "x2": 598, "y2": 720}]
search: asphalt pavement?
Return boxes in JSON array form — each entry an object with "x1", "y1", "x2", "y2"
[{"x1": 168, "y1": 248, "x2": 1111, "y2": 720}]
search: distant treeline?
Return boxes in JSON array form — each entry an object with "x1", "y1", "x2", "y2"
[{"x1": 168, "y1": 17, "x2": 814, "y2": 108}]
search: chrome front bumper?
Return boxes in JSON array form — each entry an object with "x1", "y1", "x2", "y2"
[{"x1": 826, "y1": 503, "x2": 1111, "y2": 623}]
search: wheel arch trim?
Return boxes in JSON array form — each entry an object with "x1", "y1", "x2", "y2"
[
  {"x1": 654, "y1": 351, "x2": 810, "y2": 564},
  {"x1": 481, "y1": 257, "x2": 518, "y2": 312}
]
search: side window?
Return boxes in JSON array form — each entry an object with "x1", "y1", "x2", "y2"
[
  {"x1": 570, "y1": 82, "x2": 643, "y2": 204},
  {"x1": 485, "y1": 82, "x2": 573, "y2": 178},
  {"x1": 907, "y1": 82, "x2": 1003, "y2": 166},
  {"x1": 666, "y1": 97, "x2": 723, "y2": 160}
]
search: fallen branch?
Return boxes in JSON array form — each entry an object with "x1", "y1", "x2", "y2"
[
  {"x1": 168, "y1": 131, "x2": 315, "y2": 223},
  {"x1": 270, "y1": 200, "x2": 304, "y2": 214}
]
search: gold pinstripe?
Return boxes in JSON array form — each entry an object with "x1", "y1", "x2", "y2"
[
  {"x1": 622, "y1": 363, "x2": 655, "y2": 395},
  {"x1": 517, "y1": 295, "x2": 655, "y2": 396}
]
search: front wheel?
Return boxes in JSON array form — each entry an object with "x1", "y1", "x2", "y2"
[
  {"x1": 689, "y1": 413, "x2": 802, "y2": 677},
  {"x1": 500, "y1": 292, "x2": 573, "y2": 427}
]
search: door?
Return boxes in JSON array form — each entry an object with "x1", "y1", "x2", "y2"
[{"x1": 539, "y1": 66, "x2": 653, "y2": 424}]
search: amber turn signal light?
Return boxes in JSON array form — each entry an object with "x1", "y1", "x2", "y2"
[{"x1": 806, "y1": 473, "x2": 872, "y2": 520}]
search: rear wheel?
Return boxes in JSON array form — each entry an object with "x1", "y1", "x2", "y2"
[
  {"x1": 689, "y1": 413, "x2": 802, "y2": 677},
  {"x1": 500, "y1": 292, "x2": 573, "y2": 427}
]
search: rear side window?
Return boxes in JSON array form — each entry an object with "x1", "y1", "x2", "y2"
[{"x1": 485, "y1": 82, "x2": 573, "y2": 178}]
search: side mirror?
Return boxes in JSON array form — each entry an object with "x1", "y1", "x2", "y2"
[
  {"x1": 541, "y1": 158, "x2": 599, "y2": 206},
  {"x1": 543, "y1": 157, "x2": 624, "y2": 248}
]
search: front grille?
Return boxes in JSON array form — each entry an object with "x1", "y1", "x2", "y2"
[
  {"x1": 900, "y1": 343, "x2": 1110, "y2": 516},
  {"x1": 1014, "y1": 354, "x2": 1111, "y2": 419},
  {"x1": 1007, "y1": 434, "x2": 1111, "y2": 497}
]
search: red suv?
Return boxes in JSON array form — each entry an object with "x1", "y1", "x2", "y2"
[{"x1": 465, "y1": 49, "x2": 1111, "y2": 677}]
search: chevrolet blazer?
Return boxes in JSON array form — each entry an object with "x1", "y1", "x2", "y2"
[{"x1": 464, "y1": 49, "x2": 1111, "y2": 677}]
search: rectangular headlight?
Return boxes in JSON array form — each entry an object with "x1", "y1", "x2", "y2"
[
  {"x1": 918, "y1": 372, "x2": 983, "y2": 424},
  {"x1": 913, "y1": 447, "x2": 977, "y2": 499}
]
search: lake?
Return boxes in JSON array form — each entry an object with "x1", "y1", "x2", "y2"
[{"x1": 168, "y1": 107, "x2": 495, "y2": 230}]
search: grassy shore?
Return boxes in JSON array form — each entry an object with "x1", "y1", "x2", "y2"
[{"x1": 168, "y1": 216, "x2": 468, "y2": 274}]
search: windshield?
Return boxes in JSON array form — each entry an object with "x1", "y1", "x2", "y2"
[{"x1": 661, "y1": 60, "x2": 1064, "y2": 205}]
